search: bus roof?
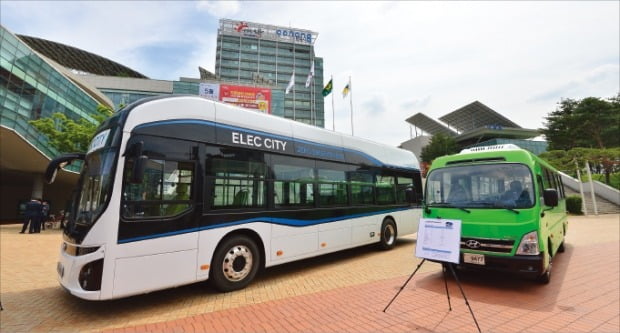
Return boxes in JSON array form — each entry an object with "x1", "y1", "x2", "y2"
[
  {"x1": 430, "y1": 144, "x2": 556, "y2": 172},
  {"x1": 121, "y1": 95, "x2": 420, "y2": 171}
]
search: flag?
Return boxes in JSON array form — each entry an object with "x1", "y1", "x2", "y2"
[
  {"x1": 342, "y1": 81, "x2": 350, "y2": 98},
  {"x1": 322, "y1": 79, "x2": 333, "y2": 97},
  {"x1": 285, "y1": 71, "x2": 295, "y2": 94},
  {"x1": 305, "y1": 61, "x2": 314, "y2": 88}
]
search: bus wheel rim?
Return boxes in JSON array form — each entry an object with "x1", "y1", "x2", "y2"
[
  {"x1": 384, "y1": 224, "x2": 395, "y2": 245},
  {"x1": 222, "y1": 245, "x2": 253, "y2": 282}
]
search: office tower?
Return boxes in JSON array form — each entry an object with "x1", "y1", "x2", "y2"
[{"x1": 216, "y1": 19, "x2": 324, "y2": 127}]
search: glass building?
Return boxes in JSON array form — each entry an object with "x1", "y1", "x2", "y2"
[
  {"x1": 215, "y1": 19, "x2": 325, "y2": 127},
  {"x1": 0, "y1": 25, "x2": 127, "y2": 220}
]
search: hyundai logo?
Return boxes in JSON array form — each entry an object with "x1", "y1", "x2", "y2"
[{"x1": 465, "y1": 240, "x2": 482, "y2": 249}]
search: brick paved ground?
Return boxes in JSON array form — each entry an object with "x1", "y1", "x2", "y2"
[{"x1": 1, "y1": 214, "x2": 618, "y2": 332}]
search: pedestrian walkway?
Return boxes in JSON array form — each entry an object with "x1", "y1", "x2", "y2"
[
  {"x1": 103, "y1": 215, "x2": 620, "y2": 333},
  {"x1": 1, "y1": 215, "x2": 618, "y2": 332}
]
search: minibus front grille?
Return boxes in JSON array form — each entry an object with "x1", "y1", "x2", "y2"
[{"x1": 461, "y1": 237, "x2": 514, "y2": 253}]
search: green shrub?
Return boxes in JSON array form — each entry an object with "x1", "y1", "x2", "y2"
[{"x1": 566, "y1": 195, "x2": 583, "y2": 215}]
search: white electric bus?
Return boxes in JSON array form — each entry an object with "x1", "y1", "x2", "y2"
[{"x1": 46, "y1": 95, "x2": 423, "y2": 300}]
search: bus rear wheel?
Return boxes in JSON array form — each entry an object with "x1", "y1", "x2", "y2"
[
  {"x1": 210, "y1": 235, "x2": 260, "y2": 292},
  {"x1": 379, "y1": 218, "x2": 397, "y2": 250}
]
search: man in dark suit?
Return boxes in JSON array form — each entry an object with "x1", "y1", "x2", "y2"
[{"x1": 20, "y1": 198, "x2": 42, "y2": 234}]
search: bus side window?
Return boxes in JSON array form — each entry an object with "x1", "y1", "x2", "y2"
[
  {"x1": 207, "y1": 147, "x2": 267, "y2": 209},
  {"x1": 273, "y1": 163, "x2": 315, "y2": 207},
  {"x1": 349, "y1": 171, "x2": 374, "y2": 205},
  {"x1": 122, "y1": 159, "x2": 194, "y2": 218},
  {"x1": 376, "y1": 174, "x2": 395, "y2": 205},
  {"x1": 396, "y1": 177, "x2": 415, "y2": 204},
  {"x1": 317, "y1": 168, "x2": 347, "y2": 206}
]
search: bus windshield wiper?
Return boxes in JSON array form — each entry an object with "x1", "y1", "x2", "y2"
[
  {"x1": 471, "y1": 201, "x2": 519, "y2": 214},
  {"x1": 501, "y1": 207, "x2": 520, "y2": 214},
  {"x1": 455, "y1": 206, "x2": 471, "y2": 213},
  {"x1": 428, "y1": 202, "x2": 471, "y2": 213}
]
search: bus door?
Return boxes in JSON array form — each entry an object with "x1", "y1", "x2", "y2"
[
  {"x1": 539, "y1": 169, "x2": 565, "y2": 255},
  {"x1": 114, "y1": 136, "x2": 202, "y2": 297}
]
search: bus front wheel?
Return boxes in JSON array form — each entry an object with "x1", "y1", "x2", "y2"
[
  {"x1": 211, "y1": 235, "x2": 260, "y2": 292},
  {"x1": 379, "y1": 218, "x2": 397, "y2": 250}
]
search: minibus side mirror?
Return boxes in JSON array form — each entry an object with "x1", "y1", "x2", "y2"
[
  {"x1": 543, "y1": 189, "x2": 558, "y2": 207},
  {"x1": 45, "y1": 153, "x2": 86, "y2": 184}
]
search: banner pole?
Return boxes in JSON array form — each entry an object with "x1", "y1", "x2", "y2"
[
  {"x1": 331, "y1": 75, "x2": 335, "y2": 131},
  {"x1": 349, "y1": 76, "x2": 353, "y2": 136}
]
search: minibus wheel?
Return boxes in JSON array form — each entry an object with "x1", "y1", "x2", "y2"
[
  {"x1": 379, "y1": 218, "x2": 397, "y2": 250},
  {"x1": 210, "y1": 235, "x2": 260, "y2": 292}
]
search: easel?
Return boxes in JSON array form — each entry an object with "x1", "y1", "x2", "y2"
[{"x1": 383, "y1": 258, "x2": 482, "y2": 333}]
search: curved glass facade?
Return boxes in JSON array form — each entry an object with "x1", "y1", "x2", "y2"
[{"x1": 1, "y1": 25, "x2": 101, "y2": 160}]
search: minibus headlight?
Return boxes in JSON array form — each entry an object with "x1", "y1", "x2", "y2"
[{"x1": 516, "y1": 231, "x2": 540, "y2": 255}]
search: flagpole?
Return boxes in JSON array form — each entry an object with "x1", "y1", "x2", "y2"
[
  {"x1": 310, "y1": 50, "x2": 314, "y2": 125},
  {"x1": 293, "y1": 35, "x2": 296, "y2": 121},
  {"x1": 331, "y1": 75, "x2": 335, "y2": 131},
  {"x1": 349, "y1": 76, "x2": 354, "y2": 136},
  {"x1": 310, "y1": 75, "x2": 314, "y2": 125}
]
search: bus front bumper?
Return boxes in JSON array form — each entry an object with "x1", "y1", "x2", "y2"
[
  {"x1": 57, "y1": 243, "x2": 104, "y2": 300},
  {"x1": 455, "y1": 253, "x2": 545, "y2": 279}
]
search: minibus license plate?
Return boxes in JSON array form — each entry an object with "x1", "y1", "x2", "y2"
[{"x1": 464, "y1": 253, "x2": 485, "y2": 265}]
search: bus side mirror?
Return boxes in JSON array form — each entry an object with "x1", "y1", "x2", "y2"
[
  {"x1": 130, "y1": 156, "x2": 148, "y2": 184},
  {"x1": 543, "y1": 189, "x2": 558, "y2": 207},
  {"x1": 45, "y1": 153, "x2": 86, "y2": 184},
  {"x1": 125, "y1": 141, "x2": 147, "y2": 184}
]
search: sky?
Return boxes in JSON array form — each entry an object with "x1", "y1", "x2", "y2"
[{"x1": 1, "y1": 1, "x2": 619, "y2": 147}]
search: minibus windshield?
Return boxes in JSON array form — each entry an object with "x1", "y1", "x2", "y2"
[{"x1": 425, "y1": 163, "x2": 535, "y2": 209}]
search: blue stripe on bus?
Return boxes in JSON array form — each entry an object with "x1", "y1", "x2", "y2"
[
  {"x1": 117, "y1": 207, "x2": 411, "y2": 244},
  {"x1": 135, "y1": 119, "x2": 418, "y2": 171}
]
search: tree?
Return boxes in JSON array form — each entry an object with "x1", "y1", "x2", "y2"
[
  {"x1": 541, "y1": 95, "x2": 620, "y2": 150},
  {"x1": 540, "y1": 147, "x2": 620, "y2": 186},
  {"x1": 30, "y1": 104, "x2": 114, "y2": 153},
  {"x1": 420, "y1": 133, "x2": 459, "y2": 163}
]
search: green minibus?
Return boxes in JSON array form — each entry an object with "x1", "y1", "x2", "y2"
[{"x1": 423, "y1": 144, "x2": 568, "y2": 283}]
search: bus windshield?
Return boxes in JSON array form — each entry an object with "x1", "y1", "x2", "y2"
[
  {"x1": 73, "y1": 147, "x2": 117, "y2": 226},
  {"x1": 425, "y1": 163, "x2": 535, "y2": 209}
]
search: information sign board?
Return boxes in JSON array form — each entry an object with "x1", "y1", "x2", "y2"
[{"x1": 415, "y1": 218, "x2": 462, "y2": 264}]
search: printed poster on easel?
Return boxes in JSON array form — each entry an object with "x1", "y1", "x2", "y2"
[{"x1": 415, "y1": 218, "x2": 462, "y2": 264}]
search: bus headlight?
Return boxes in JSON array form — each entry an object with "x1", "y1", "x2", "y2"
[{"x1": 516, "y1": 231, "x2": 540, "y2": 255}]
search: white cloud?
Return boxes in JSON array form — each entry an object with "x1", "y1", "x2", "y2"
[
  {"x1": 196, "y1": 1, "x2": 240, "y2": 17},
  {"x1": 1, "y1": 1, "x2": 618, "y2": 147}
]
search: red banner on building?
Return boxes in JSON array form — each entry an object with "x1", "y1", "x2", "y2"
[{"x1": 219, "y1": 84, "x2": 271, "y2": 114}]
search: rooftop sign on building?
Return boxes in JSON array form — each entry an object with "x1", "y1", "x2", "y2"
[{"x1": 219, "y1": 18, "x2": 318, "y2": 45}]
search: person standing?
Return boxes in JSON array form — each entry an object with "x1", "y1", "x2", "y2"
[
  {"x1": 19, "y1": 198, "x2": 41, "y2": 234},
  {"x1": 32, "y1": 199, "x2": 44, "y2": 233},
  {"x1": 41, "y1": 201, "x2": 50, "y2": 231}
]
